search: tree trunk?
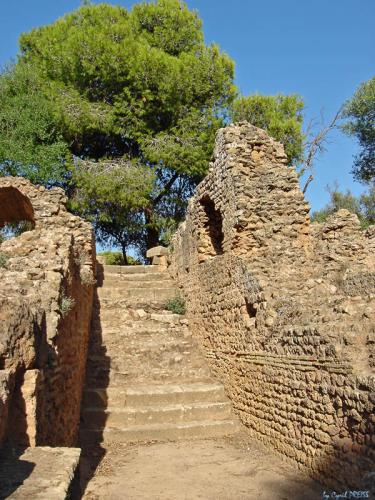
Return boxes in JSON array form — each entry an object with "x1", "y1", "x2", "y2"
[
  {"x1": 121, "y1": 243, "x2": 129, "y2": 265},
  {"x1": 144, "y1": 206, "x2": 159, "y2": 251}
]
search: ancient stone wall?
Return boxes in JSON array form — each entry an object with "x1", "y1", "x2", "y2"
[
  {"x1": 0, "y1": 177, "x2": 96, "y2": 447},
  {"x1": 169, "y1": 123, "x2": 375, "y2": 492}
]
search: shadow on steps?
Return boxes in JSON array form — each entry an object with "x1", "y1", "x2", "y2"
[{"x1": 75, "y1": 280, "x2": 110, "y2": 499}]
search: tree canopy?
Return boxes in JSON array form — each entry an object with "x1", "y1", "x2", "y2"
[
  {"x1": 342, "y1": 76, "x2": 375, "y2": 184},
  {"x1": 230, "y1": 94, "x2": 305, "y2": 165},
  {"x1": 0, "y1": 0, "x2": 236, "y2": 258},
  {"x1": 18, "y1": 1, "x2": 235, "y2": 165},
  {"x1": 71, "y1": 159, "x2": 155, "y2": 262},
  {"x1": 0, "y1": 63, "x2": 70, "y2": 187},
  {"x1": 0, "y1": 0, "x2": 319, "y2": 260}
]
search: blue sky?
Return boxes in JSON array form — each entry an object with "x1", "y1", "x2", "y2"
[{"x1": 1, "y1": 0, "x2": 374, "y2": 211}]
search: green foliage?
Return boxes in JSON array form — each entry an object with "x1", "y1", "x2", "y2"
[
  {"x1": 311, "y1": 185, "x2": 375, "y2": 229},
  {"x1": 18, "y1": 1, "x2": 235, "y2": 161},
  {"x1": 131, "y1": 0, "x2": 203, "y2": 56},
  {"x1": 0, "y1": 63, "x2": 70, "y2": 187},
  {"x1": 71, "y1": 159, "x2": 155, "y2": 260},
  {"x1": 0, "y1": 220, "x2": 34, "y2": 243},
  {"x1": 60, "y1": 294, "x2": 75, "y2": 317},
  {"x1": 230, "y1": 94, "x2": 304, "y2": 165},
  {"x1": 359, "y1": 186, "x2": 375, "y2": 225},
  {"x1": 98, "y1": 251, "x2": 141, "y2": 266},
  {"x1": 342, "y1": 76, "x2": 375, "y2": 184},
  {"x1": 165, "y1": 295, "x2": 186, "y2": 315},
  {"x1": 0, "y1": 251, "x2": 8, "y2": 268},
  {"x1": 3, "y1": 0, "x2": 235, "y2": 255}
]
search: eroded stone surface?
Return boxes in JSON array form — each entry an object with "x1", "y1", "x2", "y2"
[
  {"x1": 0, "y1": 176, "x2": 95, "y2": 447},
  {"x1": 169, "y1": 123, "x2": 375, "y2": 492},
  {"x1": 0, "y1": 446, "x2": 80, "y2": 499}
]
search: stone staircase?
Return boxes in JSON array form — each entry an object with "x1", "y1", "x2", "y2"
[{"x1": 79, "y1": 264, "x2": 239, "y2": 445}]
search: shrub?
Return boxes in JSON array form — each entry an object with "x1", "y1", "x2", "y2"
[
  {"x1": 165, "y1": 296, "x2": 186, "y2": 315},
  {"x1": 310, "y1": 185, "x2": 375, "y2": 229},
  {"x1": 98, "y1": 251, "x2": 141, "y2": 266}
]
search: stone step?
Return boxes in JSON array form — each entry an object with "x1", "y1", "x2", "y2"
[
  {"x1": 97, "y1": 287, "x2": 178, "y2": 302},
  {"x1": 102, "y1": 265, "x2": 161, "y2": 275},
  {"x1": 79, "y1": 419, "x2": 240, "y2": 444},
  {"x1": 90, "y1": 330, "x2": 184, "y2": 343},
  {"x1": 87, "y1": 336, "x2": 197, "y2": 354},
  {"x1": 88, "y1": 336, "x2": 193, "y2": 353},
  {"x1": 92, "y1": 322, "x2": 187, "y2": 334},
  {"x1": 86, "y1": 350, "x2": 209, "y2": 368},
  {"x1": 92, "y1": 313, "x2": 182, "y2": 327},
  {"x1": 81, "y1": 401, "x2": 233, "y2": 428},
  {"x1": 85, "y1": 357, "x2": 204, "y2": 375},
  {"x1": 150, "y1": 312, "x2": 184, "y2": 323},
  {"x1": 88, "y1": 332, "x2": 198, "y2": 347},
  {"x1": 88, "y1": 341, "x2": 204, "y2": 359},
  {"x1": 89, "y1": 327, "x2": 185, "y2": 342},
  {"x1": 99, "y1": 279, "x2": 175, "y2": 290},
  {"x1": 86, "y1": 348, "x2": 197, "y2": 364},
  {"x1": 101, "y1": 272, "x2": 171, "y2": 283},
  {"x1": 85, "y1": 369, "x2": 212, "y2": 388},
  {"x1": 0, "y1": 446, "x2": 80, "y2": 500},
  {"x1": 86, "y1": 342, "x2": 190, "y2": 359},
  {"x1": 96, "y1": 300, "x2": 175, "y2": 311},
  {"x1": 82, "y1": 382, "x2": 227, "y2": 408},
  {"x1": 86, "y1": 363, "x2": 210, "y2": 388},
  {"x1": 91, "y1": 317, "x2": 185, "y2": 330}
]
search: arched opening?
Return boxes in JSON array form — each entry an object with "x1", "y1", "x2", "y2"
[
  {"x1": 198, "y1": 196, "x2": 224, "y2": 262},
  {"x1": 245, "y1": 299, "x2": 257, "y2": 318},
  {"x1": 0, "y1": 187, "x2": 35, "y2": 240}
]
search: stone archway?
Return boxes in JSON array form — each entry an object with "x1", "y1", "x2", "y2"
[
  {"x1": 197, "y1": 196, "x2": 224, "y2": 262},
  {"x1": 0, "y1": 186, "x2": 35, "y2": 228}
]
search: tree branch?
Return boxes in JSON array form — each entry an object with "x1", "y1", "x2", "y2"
[
  {"x1": 152, "y1": 171, "x2": 179, "y2": 205},
  {"x1": 301, "y1": 107, "x2": 343, "y2": 194}
]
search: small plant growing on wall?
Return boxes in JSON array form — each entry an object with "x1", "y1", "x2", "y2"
[
  {"x1": 80, "y1": 267, "x2": 96, "y2": 286},
  {"x1": 74, "y1": 250, "x2": 96, "y2": 286},
  {"x1": 165, "y1": 296, "x2": 186, "y2": 315},
  {"x1": 0, "y1": 251, "x2": 9, "y2": 268},
  {"x1": 60, "y1": 294, "x2": 75, "y2": 317}
]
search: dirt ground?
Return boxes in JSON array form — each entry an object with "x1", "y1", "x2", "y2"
[{"x1": 78, "y1": 430, "x2": 324, "y2": 500}]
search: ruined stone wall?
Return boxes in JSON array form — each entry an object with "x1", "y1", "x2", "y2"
[
  {"x1": 169, "y1": 123, "x2": 375, "y2": 492},
  {"x1": 0, "y1": 177, "x2": 96, "y2": 447}
]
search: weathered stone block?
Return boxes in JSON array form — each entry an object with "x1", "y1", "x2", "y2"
[{"x1": 146, "y1": 246, "x2": 169, "y2": 258}]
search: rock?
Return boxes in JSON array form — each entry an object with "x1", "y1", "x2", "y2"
[
  {"x1": 136, "y1": 309, "x2": 148, "y2": 319},
  {"x1": 146, "y1": 246, "x2": 169, "y2": 258}
]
